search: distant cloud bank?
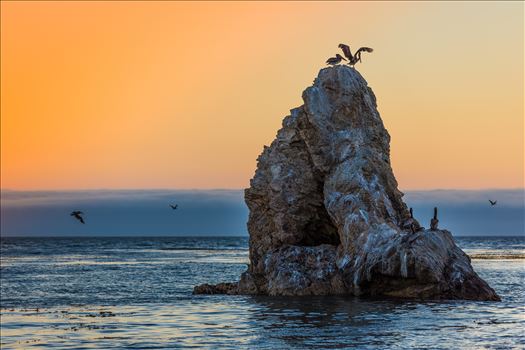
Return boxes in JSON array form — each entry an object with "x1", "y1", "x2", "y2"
[
  {"x1": 1, "y1": 189, "x2": 523, "y2": 237},
  {"x1": 1, "y1": 189, "x2": 247, "y2": 237}
]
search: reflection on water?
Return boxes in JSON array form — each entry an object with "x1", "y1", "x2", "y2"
[{"x1": 1, "y1": 236, "x2": 524, "y2": 349}]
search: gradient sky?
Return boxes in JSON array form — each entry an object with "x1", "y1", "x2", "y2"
[{"x1": 1, "y1": 1, "x2": 523, "y2": 190}]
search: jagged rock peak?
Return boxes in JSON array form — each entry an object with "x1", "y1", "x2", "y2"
[{"x1": 194, "y1": 65, "x2": 499, "y2": 301}]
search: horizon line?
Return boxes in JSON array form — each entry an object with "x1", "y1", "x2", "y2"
[{"x1": 1, "y1": 234, "x2": 523, "y2": 238}]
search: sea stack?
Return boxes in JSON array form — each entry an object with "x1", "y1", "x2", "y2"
[{"x1": 194, "y1": 65, "x2": 500, "y2": 301}]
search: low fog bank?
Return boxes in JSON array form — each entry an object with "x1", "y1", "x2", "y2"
[
  {"x1": 1, "y1": 189, "x2": 523, "y2": 236},
  {"x1": 1, "y1": 190, "x2": 247, "y2": 237}
]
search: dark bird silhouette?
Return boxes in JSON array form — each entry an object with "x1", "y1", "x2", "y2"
[
  {"x1": 70, "y1": 211, "x2": 85, "y2": 224},
  {"x1": 338, "y1": 43, "x2": 353, "y2": 61},
  {"x1": 402, "y1": 207, "x2": 421, "y2": 234},
  {"x1": 430, "y1": 207, "x2": 439, "y2": 230},
  {"x1": 489, "y1": 200, "x2": 497, "y2": 206},
  {"x1": 170, "y1": 204, "x2": 178, "y2": 210},
  {"x1": 352, "y1": 47, "x2": 373, "y2": 64},
  {"x1": 338, "y1": 44, "x2": 373, "y2": 66},
  {"x1": 326, "y1": 54, "x2": 347, "y2": 66}
]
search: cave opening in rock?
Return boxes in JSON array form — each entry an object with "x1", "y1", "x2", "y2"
[{"x1": 298, "y1": 205, "x2": 340, "y2": 247}]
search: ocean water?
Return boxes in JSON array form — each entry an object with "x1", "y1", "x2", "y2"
[{"x1": 1, "y1": 236, "x2": 524, "y2": 349}]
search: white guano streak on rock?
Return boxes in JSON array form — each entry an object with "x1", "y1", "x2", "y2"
[{"x1": 400, "y1": 251, "x2": 408, "y2": 278}]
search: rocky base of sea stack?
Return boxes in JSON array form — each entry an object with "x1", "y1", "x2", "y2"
[{"x1": 193, "y1": 229, "x2": 500, "y2": 301}]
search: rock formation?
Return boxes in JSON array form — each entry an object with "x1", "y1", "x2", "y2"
[{"x1": 194, "y1": 65, "x2": 500, "y2": 301}]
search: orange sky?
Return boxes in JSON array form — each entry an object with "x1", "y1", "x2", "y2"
[{"x1": 1, "y1": 1, "x2": 523, "y2": 190}]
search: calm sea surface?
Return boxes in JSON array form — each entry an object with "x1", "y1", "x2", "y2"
[{"x1": 1, "y1": 236, "x2": 524, "y2": 349}]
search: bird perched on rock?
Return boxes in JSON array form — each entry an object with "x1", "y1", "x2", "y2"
[
  {"x1": 489, "y1": 200, "x2": 497, "y2": 206},
  {"x1": 402, "y1": 207, "x2": 421, "y2": 233},
  {"x1": 352, "y1": 47, "x2": 373, "y2": 65},
  {"x1": 338, "y1": 44, "x2": 353, "y2": 61},
  {"x1": 430, "y1": 207, "x2": 439, "y2": 231},
  {"x1": 70, "y1": 211, "x2": 85, "y2": 224},
  {"x1": 170, "y1": 204, "x2": 178, "y2": 210},
  {"x1": 338, "y1": 44, "x2": 374, "y2": 66},
  {"x1": 326, "y1": 54, "x2": 347, "y2": 66}
]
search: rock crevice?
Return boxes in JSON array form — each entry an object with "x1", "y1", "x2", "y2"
[{"x1": 194, "y1": 66, "x2": 499, "y2": 301}]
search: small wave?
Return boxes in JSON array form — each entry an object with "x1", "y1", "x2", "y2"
[
  {"x1": 468, "y1": 253, "x2": 525, "y2": 260},
  {"x1": 158, "y1": 247, "x2": 246, "y2": 251}
]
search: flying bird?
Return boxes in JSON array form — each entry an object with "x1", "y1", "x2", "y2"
[
  {"x1": 489, "y1": 200, "x2": 497, "y2": 206},
  {"x1": 170, "y1": 204, "x2": 178, "y2": 210},
  {"x1": 70, "y1": 211, "x2": 85, "y2": 224},
  {"x1": 326, "y1": 54, "x2": 347, "y2": 66}
]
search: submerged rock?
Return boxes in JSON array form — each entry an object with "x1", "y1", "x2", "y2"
[
  {"x1": 193, "y1": 282, "x2": 238, "y2": 295},
  {"x1": 194, "y1": 65, "x2": 499, "y2": 301}
]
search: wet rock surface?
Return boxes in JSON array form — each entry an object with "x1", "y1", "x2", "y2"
[
  {"x1": 193, "y1": 282, "x2": 238, "y2": 295},
  {"x1": 194, "y1": 65, "x2": 499, "y2": 301}
]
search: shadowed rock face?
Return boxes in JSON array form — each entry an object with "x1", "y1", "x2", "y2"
[{"x1": 194, "y1": 65, "x2": 499, "y2": 301}]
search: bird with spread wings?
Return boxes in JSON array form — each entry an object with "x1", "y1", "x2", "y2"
[
  {"x1": 70, "y1": 211, "x2": 85, "y2": 224},
  {"x1": 338, "y1": 44, "x2": 373, "y2": 66}
]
